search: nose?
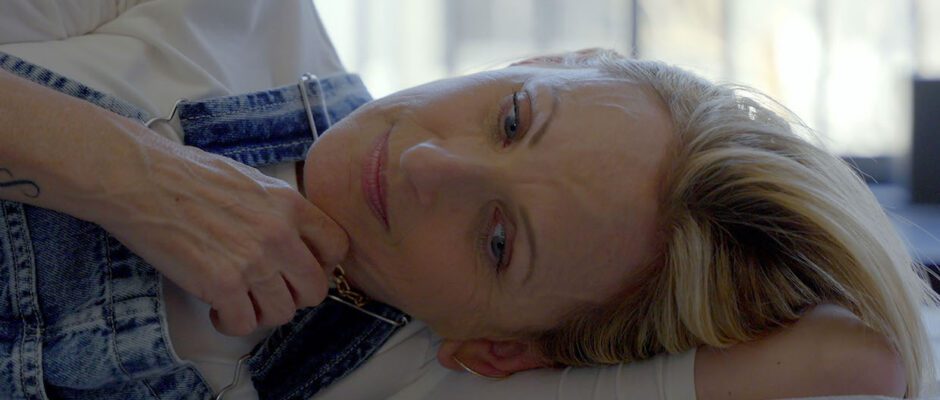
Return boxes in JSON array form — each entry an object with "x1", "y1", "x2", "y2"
[{"x1": 399, "y1": 141, "x2": 489, "y2": 207}]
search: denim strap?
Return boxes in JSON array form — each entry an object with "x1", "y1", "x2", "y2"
[
  {"x1": 246, "y1": 290, "x2": 410, "y2": 400},
  {"x1": 1, "y1": 51, "x2": 371, "y2": 169},
  {"x1": 0, "y1": 53, "x2": 150, "y2": 122},
  {"x1": 177, "y1": 74, "x2": 371, "y2": 167}
]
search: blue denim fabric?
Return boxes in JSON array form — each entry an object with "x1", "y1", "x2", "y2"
[
  {"x1": 178, "y1": 73, "x2": 370, "y2": 167},
  {"x1": 0, "y1": 52, "x2": 408, "y2": 400},
  {"x1": 247, "y1": 297, "x2": 409, "y2": 400}
]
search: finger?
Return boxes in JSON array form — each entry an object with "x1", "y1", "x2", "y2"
[
  {"x1": 210, "y1": 291, "x2": 257, "y2": 336},
  {"x1": 296, "y1": 203, "x2": 349, "y2": 266},
  {"x1": 280, "y1": 239, "x2": 329, "y2": 308},
  {"x1": 281, "y1": 266, "x2": 329, "y2": 309},
  {"x1": 249, "y1": 273, "x2": 298, "y2": 327}
]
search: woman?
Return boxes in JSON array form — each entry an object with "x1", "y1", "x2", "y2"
[
  {"x1": 305, "y1": 48, "x2": 937, "y2": 398},
  {"x1": 0, "y1": 1, "x2": 935, "y2": 399}
]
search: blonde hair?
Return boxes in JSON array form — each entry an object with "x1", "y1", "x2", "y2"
[{"x1": 529, "y1": 49, "x2": 938, "y2": 397}]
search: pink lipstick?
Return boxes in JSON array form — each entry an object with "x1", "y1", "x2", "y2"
[{"x1": 362, "y1": 129, "x2": 390, "y2": 229}]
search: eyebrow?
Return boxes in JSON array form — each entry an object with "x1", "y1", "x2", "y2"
[
  {"x1": 525, "y1": 85, "x2": 558, "y2": 148},
  {"x1": 518, "y1": 85, "x2": 556, "y2": 286}
]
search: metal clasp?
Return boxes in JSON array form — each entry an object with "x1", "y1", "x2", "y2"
[
  {"x1": 327, "y1": 265, "x2": 408, "y2": 327},
  {"x1": 214, "y1": 353, "x2": 250, "y2": 400},
  {"x1": 145, "y1": 98, "x2": 185, "y2": 128},
  {"x1": 298, "y1": 73, "x2": 332, "y2": 144}
]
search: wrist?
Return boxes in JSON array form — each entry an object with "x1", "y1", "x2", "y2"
[{"x1": 66, "y1": 117, "x2": 181, "y2": 226}]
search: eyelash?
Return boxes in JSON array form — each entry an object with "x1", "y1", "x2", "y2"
[
  {"x1": 499, "y1": 91, "x2": 523, "y2": 147},
  {"x1": 476, "y1": 90, "x2": 523, "y2": 272},
  {"x1": 477, "y1": 207, "x2": 511, "y2": 272}
]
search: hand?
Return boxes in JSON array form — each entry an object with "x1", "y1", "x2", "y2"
[
  {"x1": 94, "y1": 142, "x2": 348, "y2": 336},
  {"x1": 0, "y1": 69, "x2": 344, "y2": 335}
]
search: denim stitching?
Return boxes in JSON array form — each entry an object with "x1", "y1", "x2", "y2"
[
  {"x1": 2, "y1": 203, "x2": 30, "y2": 399},
  {"x1": 263, "y1": 306, "x2": 403, "y2": 400},
  {"x1": 219, "y1": 139, "x2": 312, "y2": 157},
  {"x1": 180, "y1": 100, "x2": 319, "y2": 122},
  {"x1": 175, "y1": 77, "x2": 363, "y2": 122},
  {"x1": 252, "y1": 311, "x2": 313, "y2": 372},
  {"x1": 19, "y1": 326, "x2": 27, "y2": 400},
  {"x1": 0, "y1": 205, "x2": 19, "y2": 318},
  {"x1": 139, "y1": 376, "x2": 161, "y2": 399},
  {"x1": 139, "y1": 268, "x2": 170, "y2": 400},
  {"x1": 178, "y1": 87, "x2": 360, "y2": 122},
  {"x1": 11, "y1": 210, "x2": 30, "y2": 399},
  {"x1": 6, "y1": 202, "x2": 47, "y2": 400},
  {"x1": 102, "y1": 232, "x2": 182, "y2": 399},
  {"x1": 4, "y1": 202, "x2": 47, "y2": 399},
  {"x1": 102, "y1": 230, "x2": 135, "y2": 383},
  {"x1": 152, "y1": 275, "x2": 214, "y2": 398},
  {"x1": 0, "y1": 53, "x2": 150, "y2": 122},
  {"x1": 24, "y1": 253, "x2": 46, "y2": 400},
  {"x1": 285, "y1": 321, "x2": 385, "y2": 400},
  {"x1": 277, "y1": 329, "x2": 368, "y2": 400}
]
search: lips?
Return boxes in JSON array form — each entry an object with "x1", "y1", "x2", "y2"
[{"x1": 362, "y1": 129, "x2": 391, "y2": 229}]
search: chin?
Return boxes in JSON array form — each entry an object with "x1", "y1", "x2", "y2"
[{"x1": 303, "y1": 129, "x2": 354, "y2": 214}]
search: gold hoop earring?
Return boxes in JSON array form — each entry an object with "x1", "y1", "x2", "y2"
[{"x1": 452, "y1": 356, "x2": 509, "y2": 380}]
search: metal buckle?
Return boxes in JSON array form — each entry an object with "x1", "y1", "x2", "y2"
[
  {"x1": 298, "y1": 73, "x2": 332, "y2": 144},
  {"x1": 214, "y1": 354, "x2": 250, "y2": 400},
  {"x1": 144, "y1": 98, "x2": 185, "y2": 128},
  {"x1": 327, "y1": 265, "x2": 408, "y2": 327}
]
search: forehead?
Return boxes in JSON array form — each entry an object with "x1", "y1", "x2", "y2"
[{"x1": 495, "y1": 66, "x2": 674, "y2": 319}]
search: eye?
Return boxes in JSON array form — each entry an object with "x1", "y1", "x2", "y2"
[
  {"x1": 478, "y1": 207, "x2": 513, "y2": 271},
  {"x1": 490, "y1": 220, "x2": 508, "y2": 267},
  {"x1": 502, "y1": 91, "x2": 521, "y2": 142},
  {"x1": 497, "y1": 90, "x2": 528, "y2": 147}
]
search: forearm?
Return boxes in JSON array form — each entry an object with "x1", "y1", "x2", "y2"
[
  {"x1": 0, "y1": 68, "x2": 176, "y2": 223},
  {"x1": 695, "y1": 304, "x2": 906, "y2": 399}
]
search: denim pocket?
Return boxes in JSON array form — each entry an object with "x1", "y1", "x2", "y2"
[{"x1": 0, "y1": 201, "x2": 211, "y2": 399}]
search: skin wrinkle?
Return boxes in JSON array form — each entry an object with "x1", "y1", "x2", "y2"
[
  {"x1": 303, "y1": 65, "x2": 674, "y2": 340},
  {"x1": 523, "y1": 79, "x2": 557, "y2": 149}
]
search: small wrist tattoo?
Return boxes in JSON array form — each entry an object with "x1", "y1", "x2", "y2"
[{"x1": 0, "y1": 168, "x2": 41, "y2": 198}]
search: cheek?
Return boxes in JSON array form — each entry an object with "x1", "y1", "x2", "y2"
[
  {"x1": 386, "y1": 226, "x2": 491, "y2": 325},
  {"x1": 304, "y1": 113, "x2": 366, "y2": 188},
  {"x1": 303, "y1": 129, "x2": 354, "y2": 220},
  {"x1": 303, "y1": 113, "x2": 386, "y2": 236}
]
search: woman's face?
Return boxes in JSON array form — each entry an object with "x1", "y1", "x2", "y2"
[{"x1": 303, "y1": 65, "x2": 673, "y2": 339}]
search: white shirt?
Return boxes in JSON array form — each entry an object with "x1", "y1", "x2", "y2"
[{"x1": 0, "y1": 1, "x2": 696, "y2": 399}]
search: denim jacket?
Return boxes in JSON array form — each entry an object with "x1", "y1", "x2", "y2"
[{"x1": 0, "y1": 52, "x2": 409, "y2": 400}]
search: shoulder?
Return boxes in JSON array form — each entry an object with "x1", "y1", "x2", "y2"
[{"x1": 694, "y1": 303, "x2": 906, "y2": 399}]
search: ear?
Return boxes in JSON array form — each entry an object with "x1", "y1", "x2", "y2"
[{"x1": 436, "y1": 338, "x2": 551, "y2": 378}]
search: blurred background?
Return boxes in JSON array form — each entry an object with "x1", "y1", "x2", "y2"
[{"x1": 315, "y1": 0, "x2": 940, "y2": 159}]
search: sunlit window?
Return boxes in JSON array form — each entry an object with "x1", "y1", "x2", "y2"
[{"x1": 315, "y1": 0, "x2": 938, "y2": 157}]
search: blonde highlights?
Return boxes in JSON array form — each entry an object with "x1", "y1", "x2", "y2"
[{"x1": 531, "y1": 50, "x2": 937, "y2": 397}]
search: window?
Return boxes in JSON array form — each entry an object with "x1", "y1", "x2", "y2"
[{"x1": 315, "y1": 0, "x2": 937, "y2": 159}]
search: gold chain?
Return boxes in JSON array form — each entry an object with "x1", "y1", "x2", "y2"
[{"x1": 332, "y1": 265, "x2": 368, "y2": 307}]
